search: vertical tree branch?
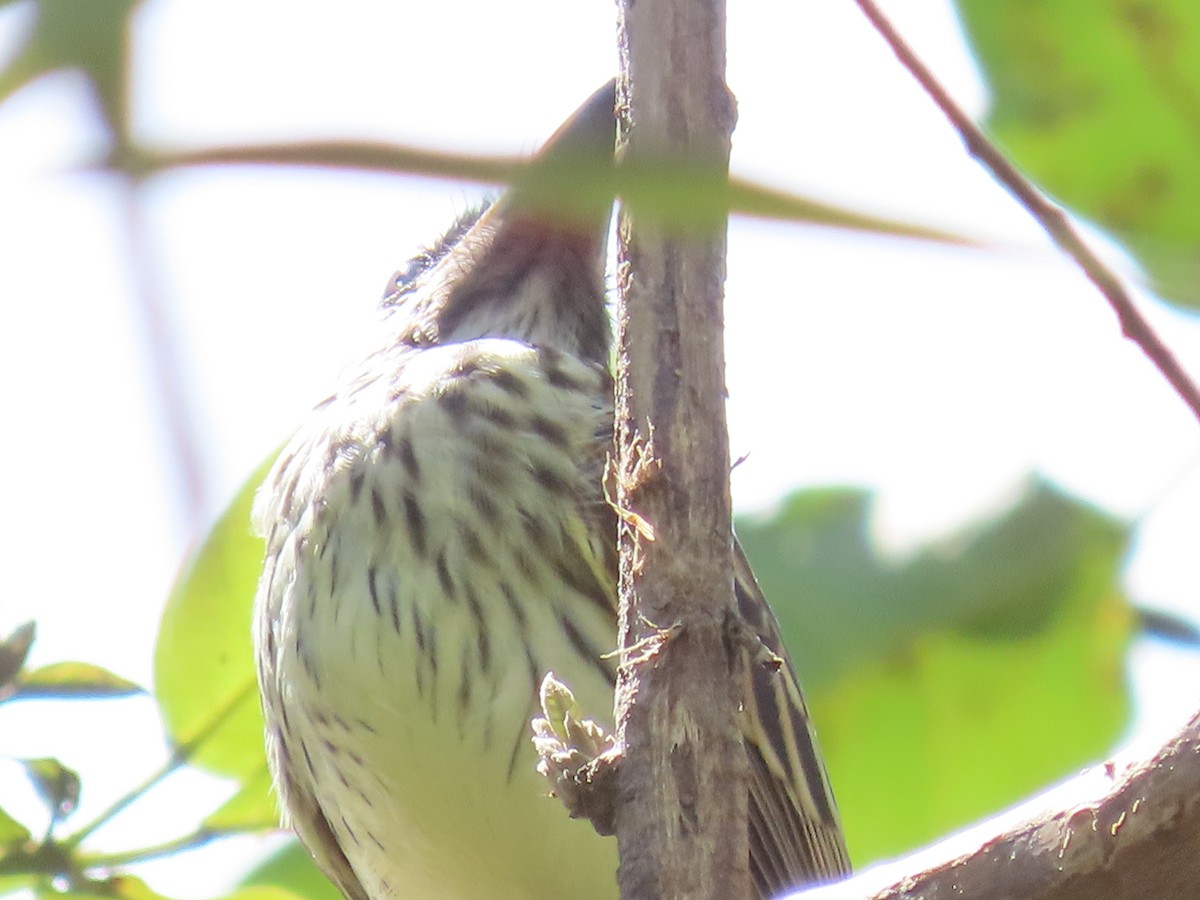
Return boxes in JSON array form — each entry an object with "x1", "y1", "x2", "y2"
[{"x1": 613, "y1": 1, "x2": 749, "y2": 897}]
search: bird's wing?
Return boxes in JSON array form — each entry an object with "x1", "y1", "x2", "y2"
[
  {"x1": 732, "y1": 538, "x2": 852, "y2": 895},
  {"x1": 277, "y1": 761, "x2": 373, "y2": 900}
]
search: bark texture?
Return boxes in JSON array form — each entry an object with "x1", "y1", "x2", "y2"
[
  {"x1": 613, "y1": 0, "x2": 747, "y2": 897},
  {"x1": 795, "y1": 710, "x2": 1200, "y2": 900}
]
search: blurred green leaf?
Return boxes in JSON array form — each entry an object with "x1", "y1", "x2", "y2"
[
  {"x1": 18, "y1": 758, "x2": 79, "y2": 824},
  {"x1": 737, "y1": 479, "x2": 1133, "y2": 863},
  {"x1": 738, "y1": 480, "x2": 1129, "y2": 685},
  {"x1": 0, "y1": 0, "x2": 138, "y2": 133},
  {"x1": 0, "y1": 804, "x2": 31, "y2": 845},
  {"x1": 154, "y1": 458, "x2": 274, "y2": 782},
  {"x1": 33, "y1": 874, "x2": 167, "y2": 899},
  {"x1": 240, "y1": 841, "x2": 340, "y2": 900},
  {"x1": 97, "y1": 876, "x2": 170, "y2": 900},
  {"x1": 13, "y1": 663, "x2": 143, "y2": 701},
  {"x1": 202, "y1": 768, "x2": 277, "y2": 833},
  {"x1": 27, "y1": 873, "x2": 189, "y2": 898},
  {"x1": 34, "y1": 876, "x2": 303, "y2": 900},
  {"x1": 956, "y1": 0, "x2": 1200, "y2": 308},
  {"x1": 0, "y1": 622, "x2": 35, "y2": 699},
  {"x1": 218, "y1": 889, "x2": 308, "y2": 900},
  {"x1": 0, "y1": 875, "x2": 38, "y2": 898},
  {"x1": 1137, "y1": 605, "x2": 1200, "y2": 645}
]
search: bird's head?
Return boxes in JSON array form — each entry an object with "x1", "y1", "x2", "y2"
[{"x1": 382, "y1": 82, "x2": 617, "y2": 365}]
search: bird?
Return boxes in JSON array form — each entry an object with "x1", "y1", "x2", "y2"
[{"x1": 252, "y1": 81, "x2": 850, "y2": 900}]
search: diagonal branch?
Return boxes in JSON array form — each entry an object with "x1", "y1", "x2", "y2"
[
  {"x1": 791, "y1": 709, "x2": 1200, "y2": 900},
  {"x1": 852, "y1": 0, "x2": 1200, "y2": 424}
]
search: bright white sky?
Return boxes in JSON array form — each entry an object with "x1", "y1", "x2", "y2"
[{"x1": 0, "y1": 0, "x2": 1198, "y2": 897}]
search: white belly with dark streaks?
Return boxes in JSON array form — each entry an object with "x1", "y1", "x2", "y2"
[{"x1": 255, "y1": 338, "x2": 619, "y2": 899}]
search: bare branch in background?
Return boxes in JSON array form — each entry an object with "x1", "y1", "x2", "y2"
[{"x1": 851, "y1": 0, "x2": 1200, "y2": 424}]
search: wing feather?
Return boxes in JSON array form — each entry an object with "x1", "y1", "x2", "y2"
[{"x1": 733, "y1": 539, "x2": 851, "y2": 895}]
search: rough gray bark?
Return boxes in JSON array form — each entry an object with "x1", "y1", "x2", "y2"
[
  {"x1": 793, "y1": 710, "x2": 1200, "y2": 900},
  {"x1": 611, "y1": 0, "x2": 747, "y2": 898}
]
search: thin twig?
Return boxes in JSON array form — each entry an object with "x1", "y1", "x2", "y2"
[
  {"x1": 104, "y1": 143, "x2": 971, "y2": 245},
  {"x1": 852, "y1": 0, "x2": 1200, "y2": 424},
  {"x1": 62, "y1": 750, "x2": 185, "y2": 848},
  {"x1": 81, "y1": 821, "x2": 274, "y2": 870},
  {"x1": 63, "y1": 681, "x2": 257, "y2": 847}
]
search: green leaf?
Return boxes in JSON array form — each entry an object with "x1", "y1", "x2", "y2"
[
  {"x1": 51, "y1": 876, "x2": 303, "y2": 900},
  {"x1": 0, "y1": 0, "x2": 138, "y2": 133},
  {"x1": 97, "y1": 877, "x2": 169, "y2": 900},
  {"x1": 738, "y1": 480, "x2": 1130, "y2": 685},
  {"x1": 202, "y1": 768, "x2": 277, "y2": 833},
  {"x1": 30, "y1": 874, "x2": 169, "y2": 899},
  {"x1": 240, "y1": 842, "x2": 341, "y2": 900},
  {"x1": 24, "y1": 874, "x2": 301, "y2": 900},
  {"x1": 0, "y1": 804, "x2": 31, "y2": 846},
  {"x1": 955, "y1": 0, "x2": 1200, "y2": 308},
  {"x1": 217, "y1": 890, "x2": 307, "y2": 900},
  {"x1": 1137, "y1": 606, "x2": 1200, "y2": 645},
  {"x1": 154, "y1": 457, "x2": 275, "y2": 780},
  {"x1": 737, "y1": 479, "x2": 1133, "y2": 863},
  {"x1": 40, "y1": 876, "x2": 161, "y2": 899},
  {"x1": 12, "y1": 663, "x2": 143, "y2": 701},
  {"x1": 0, "y1": 875, "x2": 38, "y2": 898},
  {"x1": 18, "y1": 758, "x2": 80, "y2": 824},
  {"x1": 0, "y1": 622, "x2": 35, "y2": 700}
]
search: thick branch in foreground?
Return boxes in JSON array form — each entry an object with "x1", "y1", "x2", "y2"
[
  {"x1": 613, "y1": 0, "x2": 747, "y2": 897},
  {"x1": 793, "y1": 709, "x2": 1200, "y2": 900}
]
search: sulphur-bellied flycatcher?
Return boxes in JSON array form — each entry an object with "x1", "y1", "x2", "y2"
[{"x1": 253, "y1": 82, "x2": 850, "y2": 900}]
